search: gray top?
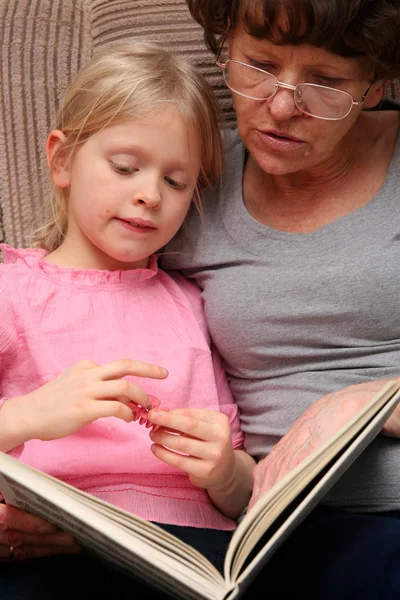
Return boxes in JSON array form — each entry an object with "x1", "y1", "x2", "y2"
[{"x1": 162, "y1": 129, "x2": 400, "y2": 511}]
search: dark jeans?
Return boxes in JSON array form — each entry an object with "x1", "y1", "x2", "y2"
[
  {"x1": 241, "y1": 506, "x2": 400, "y2": 600},
  {"x1": 0, "y1": 523, "x2": 233, "y2": 600}
]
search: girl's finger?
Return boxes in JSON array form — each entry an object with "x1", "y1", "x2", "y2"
[
  {"x1": 86, "y1": 400, "x2": 134, "y2": 423},
  {"x1": 96, "y1": 359, "x2": 168, "y2": 382},
  {"x1": 163, "y1": 408, "x2": 225, "y2": 422},
  {"x1": 148, "y1": 409, "x2": 223, "y2": 442},
  {"x1": 150, "y1": 429, "x2": 209, "y2": 459},
  {"x1": 151, "y1": 443, "x2": 200, "y2": 473},
  {"x1": 90, "y1": 380, "x2": 152, "y2": 408}
]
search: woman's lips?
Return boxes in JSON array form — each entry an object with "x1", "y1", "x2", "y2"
[{"x1": 257, "y1": 129, "x2": 305, "y2": 152}]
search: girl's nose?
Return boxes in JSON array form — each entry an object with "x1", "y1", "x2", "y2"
[{"x1": 132, "y1": 178, "x2": 161, "y2": 209}]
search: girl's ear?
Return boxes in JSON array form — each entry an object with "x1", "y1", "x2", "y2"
[{"x1": 46, "y1": 130, "x2": 71, "y2": 188}]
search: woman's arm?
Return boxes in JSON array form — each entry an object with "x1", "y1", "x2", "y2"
[{"x1": 248, "y1": 378, "x2": 400, "y2": 510}]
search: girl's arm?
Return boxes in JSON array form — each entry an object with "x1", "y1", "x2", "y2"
[
  {"x1": 206, "y1": 448, "x2": 256, "y2": 519},
  {"x1": 0, "y1": 359, "x2": 168, "y2": 452}
]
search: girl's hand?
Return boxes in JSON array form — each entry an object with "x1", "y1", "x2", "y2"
[
  {"x1": 0, "y1": 500, "x2": 81, "y2": 561},
  {"x1": 148, "y1": 408, "x2": 235, "y2": 490},
  {"x1": 148, "y1": 408, "x2": 255, "y2": 518},
  {"x1": 0, "y1": 359, "x2": 168, "y2": 451}
]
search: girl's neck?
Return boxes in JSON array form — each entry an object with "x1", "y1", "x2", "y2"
[{"x1": 44, "y1": 241, "x2": 149, "y2": 271}]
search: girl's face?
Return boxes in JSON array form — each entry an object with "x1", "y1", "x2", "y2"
[
  {"x1": 48, "y1": 108, "x2": 201, "y2": 270},
  {"x1": 228, "y1": 25, "x2": 384, "y2": 176}
]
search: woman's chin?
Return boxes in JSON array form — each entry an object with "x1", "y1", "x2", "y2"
[{"x1": 251, "y1": 151, "x2": 310, "y2": 177}]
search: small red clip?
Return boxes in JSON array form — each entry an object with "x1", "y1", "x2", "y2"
[{"x1": 129, "y1": 395, "x2": 161, "y2": 431}]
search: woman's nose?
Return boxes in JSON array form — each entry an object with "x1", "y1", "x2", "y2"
[{"x1": 267, "y1": 87, "x2": 303, "y2": 121}]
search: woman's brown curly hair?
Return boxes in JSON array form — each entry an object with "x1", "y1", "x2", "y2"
[{"x1": 187, "y1": 0, "x2": 400, "y2": 79}]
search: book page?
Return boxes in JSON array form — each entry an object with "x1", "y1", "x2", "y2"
[
  {"x1": 69, "y1": 489, "x2": 221, "y2": 583},
  {"x1": 224, "y1": 381, "x2": 400, "y2": 586},
  {"x1": 0, "y1": 454, "x2": 229, "y2": 600}
]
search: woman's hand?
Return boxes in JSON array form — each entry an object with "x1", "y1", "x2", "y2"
[
  {"x1": 0, "y1": 359, "x2": 168, "y2": 452},
  {"x1": 0, "y1": 499, "x2": 81, "y2": 560},
  {"x1": 147, "y1": 408, "x2": 255, "y2": 518},
  {"x1": 248, "y1": 378, "x2": 400, "y2": 511}
]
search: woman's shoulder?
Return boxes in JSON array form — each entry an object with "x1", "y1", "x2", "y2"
[{"x1": 222, "y1": 127, "x2": 244, "y2": 157}]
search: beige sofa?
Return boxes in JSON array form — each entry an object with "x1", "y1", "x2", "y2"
[{"x1": 1, "y1": 0, "x2": 399, "y2": 250}]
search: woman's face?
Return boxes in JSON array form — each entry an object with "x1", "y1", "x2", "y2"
[{"x1": 228, "y1": 25, "x2": 384, "y2": 176}]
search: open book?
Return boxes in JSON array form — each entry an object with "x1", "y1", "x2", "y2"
[{"x1": 0, "y1": 380, "x2": 399, "y2": 600}]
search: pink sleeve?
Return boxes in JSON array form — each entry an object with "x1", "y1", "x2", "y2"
[
  {"x1": 167, "y1": 270, "x2": 244, "y2": 449},
  {"x1": 0, "y1": 274, "x2": 18, "y2": 388},
  {"x1": 211, "y1": 344, "x2": 244, "y2": 450}
]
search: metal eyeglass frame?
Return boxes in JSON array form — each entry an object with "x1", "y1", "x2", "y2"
[{"x1": 216, "y1": 57, "x2": 373, "y2": 121}]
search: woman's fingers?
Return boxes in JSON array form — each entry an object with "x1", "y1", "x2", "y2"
[
  {"x1": 0, "y1": 503, "x2": 58, "y2": 535},
  {"x1": 0, "y1": 542, "x2": 82, "y2": 561},
  {"x1": 0, "y1": 530, "x2": 77, "y2": 549},
  {"x1": 15, "y1": 543, "x2": 82, "y2": 560},
  {"x1": 0, "y1": 504, "x2": 81, "y2": 561}
]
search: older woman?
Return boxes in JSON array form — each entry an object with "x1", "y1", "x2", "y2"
[{"x1": 162, "y1": 0, "x2": 400, "y2": 598}]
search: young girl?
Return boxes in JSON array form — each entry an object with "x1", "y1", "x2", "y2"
[{"x1": 0, "y1": 42, "x2": 255, "y2": 597}]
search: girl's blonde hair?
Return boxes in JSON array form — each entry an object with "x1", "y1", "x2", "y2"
[{"x1": 33, "y1": 41, "x2": 224, "y2": 251}]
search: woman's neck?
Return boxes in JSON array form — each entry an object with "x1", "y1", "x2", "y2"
[{"x1": 243, "y1": 111, "x2": 399, "y2": 233}]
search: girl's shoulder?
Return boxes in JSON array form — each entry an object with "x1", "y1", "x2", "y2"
[
  {"x1": 0, "y1": 244, "x2": 47, "y2": 269},
  {"x1": 158, "y1": 268, "x2": 210, "y2": 344}
]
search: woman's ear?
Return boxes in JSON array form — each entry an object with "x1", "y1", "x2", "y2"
[
  {"x1": 46, "y1": 130, "x2": 70, "y2": 188},
  {"x1": 364, "y1": 79, "x2": 388, "y2": 109}
]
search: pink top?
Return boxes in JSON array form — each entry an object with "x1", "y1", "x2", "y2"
[{"x1": 0, "y1": 245, "x2": 243, "y2": 530}]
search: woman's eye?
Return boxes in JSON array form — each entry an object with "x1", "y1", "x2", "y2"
[
  {"x1": 165, "y1": 176, "x2": 186, "y2": 190},
  {"x1": 111, "y1": 162, "x2": 136, "y2": 175},
  {"x1": 312, "y1": 75, "x2": 342, "y2": 87},
  {"x1": 251, "y1": 61, "x2": 275, "y2": 72}
]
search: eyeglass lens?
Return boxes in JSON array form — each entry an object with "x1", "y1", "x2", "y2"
[{"x1": 224, "y1": 61, "x2": 353, "y2": 119}]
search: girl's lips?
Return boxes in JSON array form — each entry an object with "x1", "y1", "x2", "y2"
[
  {"x1": 257, "y1": 130, "x2": 305, "y2": 152},
  {"x1": 117, "y1": 218, "x2": 156, "y2": 233}
]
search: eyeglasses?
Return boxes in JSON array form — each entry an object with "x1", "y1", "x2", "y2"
[{"x1": 217, "y1": 59, "x2": 372, "y2": 121}]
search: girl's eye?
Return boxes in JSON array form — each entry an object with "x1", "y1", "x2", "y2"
[
  {"x1": 111, "y1": 162, "x2": 137, "y2": 175},
  {"x1": 164, "y1": 176, "x2": 186, "y2": 190}
]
